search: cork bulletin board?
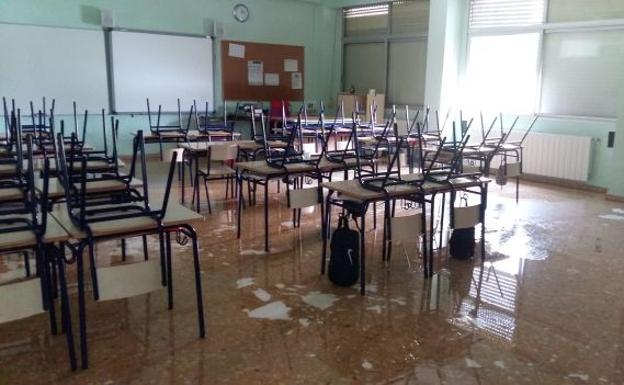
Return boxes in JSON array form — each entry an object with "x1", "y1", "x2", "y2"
[{"x1": 221, "y1": 40, "x2": 304, "y2": 101}]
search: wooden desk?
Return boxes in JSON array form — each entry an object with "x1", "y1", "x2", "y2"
[
  {"x1": 235, "y1": 157, "x2": 372, "y2": 252},
  {"x1": 178, "y1": 141, "x2": 288, "y2": 206},
  {"x1": 179, "y1": 139, "x2": 287, "y2": 153},
  {"x1": 34, "y1": 177, "x2": 142, "y2": 200},
  {"x1": 0, "y1": 214, "x2": 70, "y2": 250},
  {"x1": 51, "y1": 202, "x2": 203, "y2": 240},
  {"x1": 51, "y1": 201, "x2": 205, "y2": 369},
  {"x1": 320, "y1": 175, "x2": 490, "y2": 295},
  {"x1": 270, "y1": 115, "x2": 357, "y2": 126},
  {"x1": 0, "y1": 187, "x2": 25, "y2": 203}
]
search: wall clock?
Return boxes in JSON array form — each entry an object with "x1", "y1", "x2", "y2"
[{"x1": 233, "y1": 4, "x2": 250, "y2": 23}]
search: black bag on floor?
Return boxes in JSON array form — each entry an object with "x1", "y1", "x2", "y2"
[
  {"x1": 449, "y1": 227, "x2": 475, "y2": 260},
  {"x1": 329, "y1": 214, "x2": 360, "y2": 286}
]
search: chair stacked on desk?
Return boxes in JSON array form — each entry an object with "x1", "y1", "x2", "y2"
[
  {"x1": 54, "y1": 129, "x2": 205, "y2": 369},
  {"x1": 0, "y1": 112, "x2": 77, "y2": 369},
  {"x1": 320, "y1": 106, "x2": 491, "y2": 293},
  {"x1": 194, "y1": 99, "x2": 235, "y2": 140},
  {"x1": 147, "y1": 98, "x2": 193, "y2": 160}
]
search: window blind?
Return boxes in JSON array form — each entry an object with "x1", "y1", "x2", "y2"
[
  {"x1": 343, "y1": 4, "x2": 389, "y2": 19},
  {"x1": 469, "y1": 0, "x2": 545, "y2": 29}
]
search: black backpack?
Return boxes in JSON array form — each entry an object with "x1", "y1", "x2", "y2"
[
  {"x1": 329, "y1": 214, "x2": 360, "y2": 286},
  {"x1": 449, "y1": 227, "x2": 475, "y2": 260}
]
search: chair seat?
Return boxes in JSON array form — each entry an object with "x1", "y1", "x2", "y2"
[
  {"x1": 198, "y1": 164, "x2": 236, "y2": 176},
  {"x1": 0, "y1": 163, "x2": 17, "y2": 176},
  {"x1": 74, "y1": 179, "x2": 129, "y2": 194},
  {"x1": 51, "y1": 159, "x2": 125, "y2": 172},
  {"x1": 0, "y1": 229, "x2": 38, "y2": 250},
  {"x1": 87, "y1": 215, "x2": 158, "y2": 237},
  {"x1": 0, "y1": 187, "x2": 24, "y2": 202}
]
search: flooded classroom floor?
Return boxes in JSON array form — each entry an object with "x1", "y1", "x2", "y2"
[{"x1": 1, "y1": 163, "x2": 624, "y2": 385}]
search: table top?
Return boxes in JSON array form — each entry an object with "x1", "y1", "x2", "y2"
[
  {"x1": 321, "y1": 175, "x2": 490, "y2": 201},
  {"x1": 236, "y1": 160, "x2": 316, "y2": 176},
  {"x1": 235, "y1": 156, "x2": 367, "y2": 176},
  {"x1": 270, "y1": 115, "x2": 356, "y2": 124},
  {"x1": 34, "y1": 176, "x2": 143, "y2": 199},
  {"x1": 51, "y1": 201, "x2": 204, "y2": 240},
  {"x1": 140, "y1": 130, "x2": 240, "y2": 139},
  {"x1": 0, "y1": 214, "x2": 70, "y2": 250},
  {"x1": 179, "y1": 140, "x2": 287, "y2": 153}
]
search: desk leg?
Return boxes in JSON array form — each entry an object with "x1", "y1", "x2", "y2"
[
  {"x1": 194, "y1": 165, "x2": 201, "y2": 212},
  {"x1": 76, "y1": 245, "x2": 88, "y2": 369},
  {"x1": 264, "y1": 179, "x2": 269, "y2": 252},
  {"x1": 57, "y1": 244, "x2": 77, "y2": 370},
  {"x1": 360, "y1": 213, "x2": 366, "y2": 295},
  {"x1": 166, "y1": 232, "x2": 173, "y2": 309},
  {"x1": 428, "y1": 196, "x2": 436, "y2": 278},
  {"x1": 439, "y1": 192, "x2": 445, "y2": 251},
  {"x1": 481, "y1": 184, "x2": 488, "y2": 261},
  {"x1": 181, "y1": 154, "x2": 186, "y2": 204},
  {"x1": 382, "y1": 199, "x2": 389, "y2": 261},
  {"x1": 420, "y1": 201, "x2": 428, "y2": 278},
  {"x1": 321, "y1": 192, "x2": 332, "y2": 274},
  {"x1": 237, "y1": 172, "x2": 242, "y2": 239}
]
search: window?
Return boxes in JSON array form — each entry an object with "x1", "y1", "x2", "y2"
[
  {"x1": 343, "y1": 43, "x2": 386, "y2": 94},
  {"x1": 342, "y1": 1, "x2": 429, "y2": 107},
  {"x1": 540, "y1": 30, "x2": 624, "y2": 117},
  {"x1": 344, "y1": 4, "x2": 389, "y2": 37},
  {"x1": 547, "y1": 0, "x2": 624, "y2": 23},
  {"x1": 465, "y1": 0, "x2": 624, "y2": 118},
  {"x1": 465, "y1": 33, "x2": 540, "y2": 114},
  {"x1": 388, "y1": 40, "x2": 427, "y2": 106},
  {"x1": 469, "y1": 0, "x2": 544, "y2": 29},
  {"x1": 464, "y1": 0, "x2": 544, "y2": 114}
]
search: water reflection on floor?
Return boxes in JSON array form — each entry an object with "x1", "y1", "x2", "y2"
[{"x1": 1, "y1": 168, "x2": 624, "y2": 385}]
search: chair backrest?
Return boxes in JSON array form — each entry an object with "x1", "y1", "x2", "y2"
[
  {"x1": 288, "y1": 187, "x2": 319, "y2": 209},
  {"x1": 270, "y1": 100, "x2": 288, "y2": 119},
  {"x1": 504, "y1": 162, "x2": 522, "y2": 178},
  {"x1": 209, "y1": 143, "x2": 238, "y2": 162},
  {"x1": 391, "y1": 214, "x2": 423, "y2": 243},
  {"x1": 452, "y1": 205, "x2": 481, "y2": 229}
]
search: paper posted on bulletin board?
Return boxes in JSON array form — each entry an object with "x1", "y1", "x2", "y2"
[
  {"x1": 291, "y1": 72, "x2": 302, "y2": 90},
  {"x1": 247, "y1": 60, "x2": 263, "y2": 86}
]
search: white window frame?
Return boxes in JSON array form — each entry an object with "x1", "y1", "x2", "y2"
[
  {"x1": 342, "y1": 1, "x2": 429, "y2": 108},
  {"x1": 466, "y1": 0, "x2": 624, "y2": 120}
]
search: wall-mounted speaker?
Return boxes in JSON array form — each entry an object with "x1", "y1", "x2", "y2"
[
  {"x1": 101, "y1": 9, "x2": 115, "y2": 28},
  {"x1": 608, "y1": 131, "x2": 615, "y2": 148},
  {"x1": 213, "y1": 21, "x2": 224, "y2": 38}
]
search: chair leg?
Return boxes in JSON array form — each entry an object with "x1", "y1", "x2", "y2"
[
  {"x1": 321, "y1": 194, "x2": 332, "y2": 274},
  {"x1": 186, "y1": 226, "x2": 205, "y2": 338},
  {"x1": 121, "y1": 238, "x2": 126, "y2": 261},
  {"x1": 166, "y1": 232, "x2": 173, "y2": 309},
  {"x1": 387, "y1": 202, "x2": 393, "y2": 262},
  {"x1": 159, "y1": 233, "x2": 167, "y2": 286},
  {"x1": 142, "y1": 235, "x2": 149, "y2": 261},
  {"x1": 194, "y1": 173, "x2": 201, "y2": 212},
  {"x1": 76, "y1": 244, "x2": 89, "y2": 369},
  {"x1": 56, "y1": 245, "x2": 77, "y2": 371},
  {"x1": 39, "y1": 243, "x2": 57, "y2": 336},
  {"x1": 23, "y1": 251, "x2": 30, "y2": 277},
  {"x1": 204, "y1": 180, "x2": 212, "y2": 214},
  {"x1": 50, "y1": 254, "x2": 59, "y2": 299}
]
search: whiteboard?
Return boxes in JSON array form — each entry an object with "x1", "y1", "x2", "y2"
[
  {"x1": 111, "y1": 31, "x2": 214, "y2": 113},
  {"x1": 540, "y1": 30, "x2": 624, "y2": 118},
  {"x1": 0, "y1": 23, "x2": 109, "y2": 115}
]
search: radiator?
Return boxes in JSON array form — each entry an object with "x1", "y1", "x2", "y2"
[{"x1": 520, "y1": 133, "x2": 593, "y2": 182}]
